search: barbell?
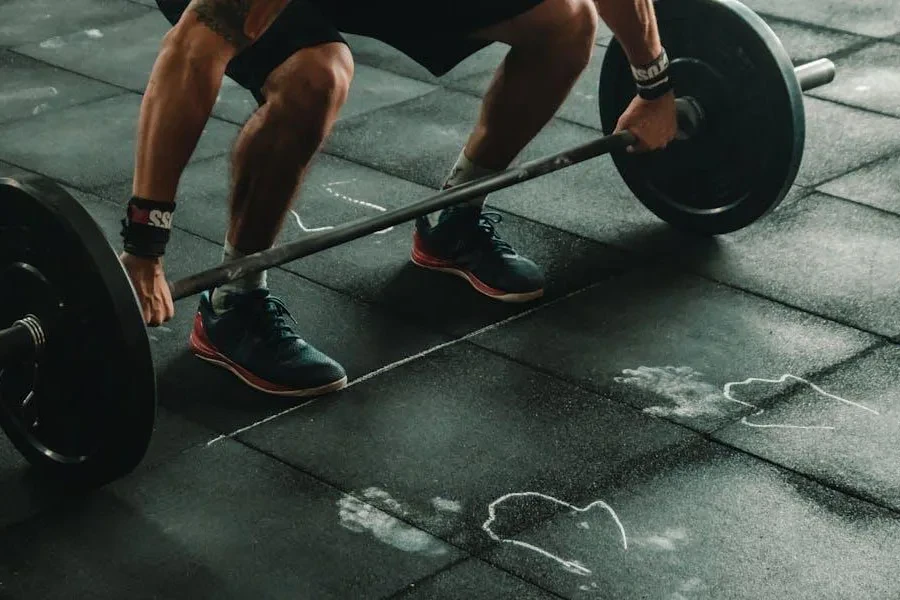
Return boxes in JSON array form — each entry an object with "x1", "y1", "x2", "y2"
[{"x1": 0, "y1": 0, "x2": 837, "y2": 486}]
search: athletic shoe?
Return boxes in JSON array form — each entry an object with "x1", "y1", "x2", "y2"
[
  {"x1": 411, "y1": 206, "x2": 544, "y2": 302},
  {"x1": 189, "y1": 289, "x2": 347, "y2": 396}
]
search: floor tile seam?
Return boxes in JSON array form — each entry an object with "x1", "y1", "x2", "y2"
[
  {"x1": 680, "y1": 274, "x2": 894, "y2": 341},
  {"x1": 814, "y1": 36, "x2": 887, "y2": 62},
  {"x1": 752, "y1": 12, "x2": 900, "y2": 43},
  {"x1": 804, "y1": 91, "x2": 900, "y2": 122},
  {"x1": 814, "y1": 188, "x2": 900, "y2": 220},
  {"x1": 704, "y1": 435, "x2": 900, "y2": 517},
  {"x1": 812, "y1": 150, "x2": 900, "y2": 191},
  {"x1": 379, "y1": 556, "x2": 571, "y2": 600},
  {"x1": 377, "y1": 557, "x2": 472, "y2": 600}
]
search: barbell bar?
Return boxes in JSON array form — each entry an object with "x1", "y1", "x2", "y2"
[{"x1": 0, "y1": 0, "x2": 838, "y2": 486}]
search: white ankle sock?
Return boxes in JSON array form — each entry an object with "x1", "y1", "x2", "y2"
[
  {"x1": 211, "y1": 241, "x2": 268, "y2": 312},
  {"x1": 444, "y1": 149, "x2": 496, "y2": 209}
]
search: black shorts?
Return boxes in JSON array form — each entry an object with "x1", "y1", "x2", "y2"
[{"x1": 156, "y1": 0, "x2": 545, "y2": 104}]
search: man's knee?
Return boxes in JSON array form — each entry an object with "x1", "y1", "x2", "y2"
[
  {"x1": 485, "y1": 0, "x2": 597, "y2": 72},
  {"x1": 542, "y1": 0, "x2": 597, "y2": 65},
  {"x1": 261, "y1": 43, "x2": 354, "y2": 131}
]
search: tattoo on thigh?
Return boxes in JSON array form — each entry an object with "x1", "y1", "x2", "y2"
[{"x1": 188, "y1": 0, "x2": 254, "y2": 48}]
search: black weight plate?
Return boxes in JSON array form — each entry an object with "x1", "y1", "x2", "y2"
[
  {"x1": 598, "y1": 0, "x2": 805, "y2": 235},
  {"x1": 0, "y1": 175, "x2": 156, "y2": 486}
]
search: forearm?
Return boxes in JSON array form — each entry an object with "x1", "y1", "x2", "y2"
[
  {"x1": 595, "y1": 0, "x2": 662, "y2": 66},
  {"x1": 131, "y1": 35, "x2": 225, "y2": 204}
]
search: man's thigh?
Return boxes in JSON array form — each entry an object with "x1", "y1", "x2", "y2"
[{"x1": 156, "y1": 0, "x2": 347, "y2": 103}]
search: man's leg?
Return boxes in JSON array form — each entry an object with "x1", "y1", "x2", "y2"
[
  {"x1": 188, "y1": 34, "x2": 355, "y2": 396},
  {"x1": 412, "y1": 0, "x2": 597, "y2": 302},
  {"x1": 212, "y1": 43, "x2": 353, "y2": 303},
  {"x1": 465, "y1": 0, "x2": 598, "y2": 172}
]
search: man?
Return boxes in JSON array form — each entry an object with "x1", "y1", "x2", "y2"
[{"x1": 119, "y1": 0, "x2": 676, "y2": 397}]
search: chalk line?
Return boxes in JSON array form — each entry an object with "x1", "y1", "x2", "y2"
[
  {"x1": 483, "y1": 492, "x2": 627, "y2": 577},
  {"x1": 724, "y1": 374, "x2": 878, "y2": 430},
  {"x1": 620, "y1": 366, "x2": 878, "y2": 431},
  {"x1": 205, "y1": 280, "x2": 604, "y2": 446},
  {"x1": 0, "y1": 86, "x2": 58, "y2": 102},
  {"x1": 288, "y1": 181, "x2": 393, "y2": 236}
]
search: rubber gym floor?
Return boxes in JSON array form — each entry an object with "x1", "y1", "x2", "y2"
[{"x1": 2, "y1": 1, "x2": 900, "y2": 598}]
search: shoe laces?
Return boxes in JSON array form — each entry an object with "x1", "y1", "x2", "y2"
[
  {"x1": 231, "y1": 290, "x2": 301, "y2": 348},
  {"x1": 473, "y1": 211, "x2": 514, "y2": 254}
]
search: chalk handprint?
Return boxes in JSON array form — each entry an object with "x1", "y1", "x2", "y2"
[
  {"x1": 614, "y1": 366, "x2": 728, "y2": 419},
  {"x1": 615, "y1": 366, "x2": 878, "y2": 429}
]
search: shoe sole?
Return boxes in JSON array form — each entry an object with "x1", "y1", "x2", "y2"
[
  {"x1": 188, "y1": 316, "x2": 348, "y2": 398},
  {"x1": 410, "y1": 245, "x2": 544, "y2": 304}
]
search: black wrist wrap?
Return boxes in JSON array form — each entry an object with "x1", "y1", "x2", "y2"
[
  {"x1": 632, "y1": 49, "x2": 673, "y2": 100},
  {"x1": 120, "y1": 196, "x2": 176, "y2": 258}
]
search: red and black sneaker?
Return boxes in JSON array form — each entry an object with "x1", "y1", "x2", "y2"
[
  {"x1": 411, "y1": 207, "x2": 545, "y2": 303},
  {"x1": 189, "y1": 289, "x2": 347, "y2": 397}
]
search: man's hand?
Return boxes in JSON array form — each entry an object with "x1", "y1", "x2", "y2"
[
  {"x1": 119, "y1": 253, "x2": 175, "y2": 326},
  {"x1": 614, "y1": 90, "x2": 677, "y2": 153}
]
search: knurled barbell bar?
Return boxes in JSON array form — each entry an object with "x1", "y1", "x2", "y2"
[{"x1": 0, "y1": 0, "x2": 837, "y2": 486}]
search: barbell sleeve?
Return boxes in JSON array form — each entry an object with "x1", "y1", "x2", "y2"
[
  {"x1": 0, "y1": 316, "x2": 43, "y2": 365},
  {"x1": 168, "y1": 129, "x2": 638, "y2": 300},
  {"x1": 795, "y1": 58, "x2": 836, "y2": 92}
]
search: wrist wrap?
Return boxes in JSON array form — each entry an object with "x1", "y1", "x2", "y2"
[
  {"x1": 120, "y1": 196, "x2": 176, "y2": 258},
  {"x1": 632, "y1": 48, "x2": 673, "y2": 100}
]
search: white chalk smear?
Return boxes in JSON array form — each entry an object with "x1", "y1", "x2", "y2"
[
  {"x1": 431, "y1": 497, "x2": 462, "y2": 513},
  {"x1": 615, "y1": 366, "x2": 878, "y2": 430},
  {"x1": 615, "y1": 366, "x2": 726, "y2": 419},
  {"x1": 84, "y1": 29, "x2": 103, "y2": 39},
  {"x1": 206, "y1": 280, "x2": 603, "y2": 446},
  {"x1": 289, "y1": 180, "x2": 392, "y2": 236},
  {"x1": 338, "y1": 488, "x2": 448, "y2": 556},
  {"x1": 0, "y1": 87, "x2": 59, "y2": 103},
  {"x1": 579, "y1": 582, "x2": 601, "y2": 592},
  {"x1": 631, "y1": 527, "x2": 687, "y2": 551},
  {"x1": 483, "y1": 492, "x2": 627, "y2": 577},
  {"x1": 671, "y1": 577, "x2": 706, "y2": 599},
  {"x1": 361, "y1": 486, "x2": 407, "y2": 515},
  {"x1": 32, "y1": 104, "x2": 50, "y2": 116},
  {"x1": 39, "y1": 37, "x2": 64, "y2": 49}
]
